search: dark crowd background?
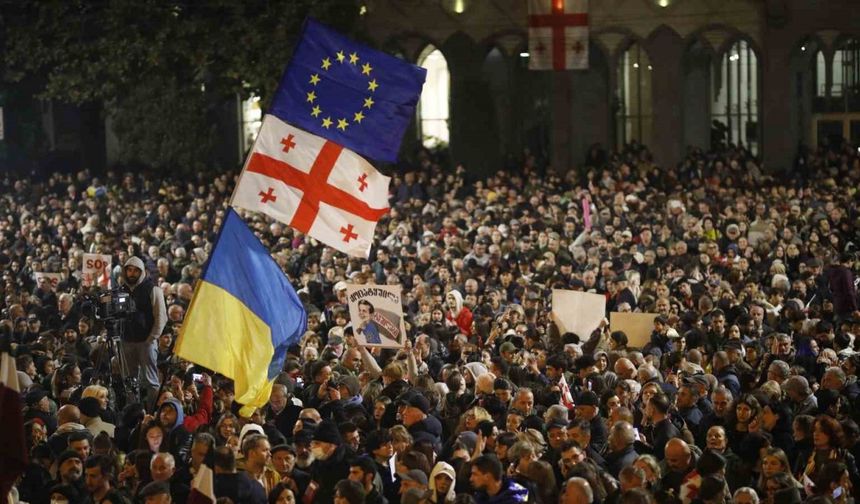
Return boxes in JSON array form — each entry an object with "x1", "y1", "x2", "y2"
[{"x1": 3, "y1": 140, "x2": 860, "y2": 504}]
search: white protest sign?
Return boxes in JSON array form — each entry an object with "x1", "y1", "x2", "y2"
[
  {"x1": 346, "y1": 284, "x2": 407, "y2": 348},
  {"x1": 82, "y1": 253, "x2": 113, "y2": 288},
  {"x1": 34, "y1": 272, "x2": 64, "y2": 291},
  {"x1": 552, "y1": 289, "x2": 606, "y2": 339}
]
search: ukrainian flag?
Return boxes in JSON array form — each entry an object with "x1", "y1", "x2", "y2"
[{"x1": 175, "y1": 208, "x2": 306, "y2": 416}]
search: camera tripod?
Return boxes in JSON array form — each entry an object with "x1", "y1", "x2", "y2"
[{"x1": 90, "y1": 318, "x2": 140, "y2": 410}]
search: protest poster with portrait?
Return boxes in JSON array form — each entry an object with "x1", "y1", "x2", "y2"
[{"x1": 345, "y1": 284, "x2": 407, "y2": 348}]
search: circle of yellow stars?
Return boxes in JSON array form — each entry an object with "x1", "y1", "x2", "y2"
[{"x1": 308, "y1": 49, "x2": 378, "y2": 131}]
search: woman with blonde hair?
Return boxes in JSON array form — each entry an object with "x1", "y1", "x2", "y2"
[{"x1": 456, "y1": 406, "x2": 492, "y2": 435}]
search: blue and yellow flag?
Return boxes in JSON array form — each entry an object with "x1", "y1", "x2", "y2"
[
  {"x1": 175, "y1": 208, "x2": 306, "y2": 416},
  {"x1": 270, "y1": 18, "x2": 427, "y2": 163}
]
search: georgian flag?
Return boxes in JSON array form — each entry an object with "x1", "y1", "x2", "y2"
[
  {"x1": 528, "y1": 0, "x2": 589, "y2": 71},
  {"x1": 232, "y1": 115, "x2": 390, "y2": 258}
]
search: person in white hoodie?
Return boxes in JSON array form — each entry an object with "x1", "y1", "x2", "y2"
[
  {"x1": 120, "y1": 256, "x2": 167, "y2": 407},
  {"x1": 429, "y1": 461, "x2": 456, "y2": 504}
]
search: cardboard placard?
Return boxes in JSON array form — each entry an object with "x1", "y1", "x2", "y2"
[
  {"x1": 609, "y1": 312, "x2": 659, "y2": 348},
  {"x1": 552, "y1": 289, "x2": 606, "y2": 339},
  {"x1": 34, "y1": 272, "x2": 64, "y2": 291},
  {"x1": 82, "y1": 253, "x2": 112, "y2": 288},
  {"x1": 346, "y1": 284, "x2": 407, "y2": 348}
]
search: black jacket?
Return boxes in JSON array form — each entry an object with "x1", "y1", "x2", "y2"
[
  {"x1": 605, "y1": 445, "x2": 639, "y2": 478},
  {"x1": 309, "y1": 445, "x2": 350, "y2": 504},
  {"x1": 651, "y1": 417, "x2": 681, "y2": 460},
  {"x1": 408, "y1": 415, "x2": 443, "y2": 450},
  {"x1": 214, "y1": 472, "x2": 267, "y2": 504}
]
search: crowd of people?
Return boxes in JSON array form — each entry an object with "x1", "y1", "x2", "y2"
[{"x1": 2, "y1": 139, "x2": 860, "y2": 504}]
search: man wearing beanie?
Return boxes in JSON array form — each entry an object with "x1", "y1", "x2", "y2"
[
  {"x1": 121, "y1": 255, "x2": 167, "y2": 407},
  {"x1": 52, "y1": 450, "x2": 86, "y2": 496},
  {"x1": 306, "y1": 420, "x2": 349, "y2": 503}
]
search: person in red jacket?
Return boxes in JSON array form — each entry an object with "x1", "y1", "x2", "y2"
[{"x1": 445, "y1": 290, "x2": 473, "y2": 337}]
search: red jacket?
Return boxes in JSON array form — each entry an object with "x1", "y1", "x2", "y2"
[
  {"x1": 447, "y1": 307, "x2": 473, "y2": 336},
  {"x1": 183, "y1": 385, "x2": 213, "y2": 432}
]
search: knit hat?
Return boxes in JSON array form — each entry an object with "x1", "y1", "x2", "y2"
[
  {"x1": 336, "y1": 375, "x2": 361, "y2": 397},
  {"x1": 25, "y1": 388, "x2": 48, "y2": 406},
  {"x1": 57, "y1": 449, "x2": 83, "y2": 467},
  {"x1": 577, "y1": 391, "x2": 599, "y2": 407},
  {"x1": 312, "y1": 420, "x2": 341, "y2": 445},
  {"x1": 238, "y1": 423, "x2": 265, "y2": 448}
]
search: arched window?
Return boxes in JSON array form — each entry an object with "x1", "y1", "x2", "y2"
[
  {"x1": 712, "y1": 40, "x2": 759, "y2": 152},
  {"x1": 616, "y1": 43, "x2": 652, "y2": 148},
  {"x1": 833, "y1": 38, "x2": 859, "y2": 104},
  {"x1": 417, "y1": 45, "x2": 450, "y2": 148},
  {"x1": 816, "y1": 50, "x2": 828, "y2": 98}
]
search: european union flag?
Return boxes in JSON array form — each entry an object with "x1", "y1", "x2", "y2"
[{"x1": 270, "y1": 18, "x2": 426, "y2": 163}]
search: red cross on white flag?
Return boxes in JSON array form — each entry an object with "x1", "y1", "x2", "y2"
[
  {"x1": 231, "y1": 115, "x2": 390, "y2": 257},
  {"x1": 528, "y1": 0, "x2": 589, "y2": 71}
]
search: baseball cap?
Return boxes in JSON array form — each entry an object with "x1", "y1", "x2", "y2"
[
  {"x1": 398, "y1": 391, "x2": 430, "y2": 414},
  {"x1": 400, "y1": 469, "x2": 429, "y2": 486}
]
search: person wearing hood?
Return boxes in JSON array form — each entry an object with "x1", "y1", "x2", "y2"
[
  {"x1": 157, "y1": 398, "x2": 192, "y2": 463},
  {"x1": 121, "y1": 256, "x2": 167, "y2": 407},
  {"x1": 429, "y1": 461, "x2": 457, "y2": 504},
  {"x1": 445, "y1": 290, "x2": 473, "y2": 337}
]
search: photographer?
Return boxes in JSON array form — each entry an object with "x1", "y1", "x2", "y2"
[{"x1": 120, "y1": 256, "x2": 167, "y2": 408}]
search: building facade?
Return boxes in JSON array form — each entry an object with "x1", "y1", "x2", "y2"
[{"x1": 354, "y1": 0, "x2": 860, "y2": 174}]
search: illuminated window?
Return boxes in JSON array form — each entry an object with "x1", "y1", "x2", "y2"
[
  {"x1": 816, "y1": 50, "x2": 828, "y2": 97},
  {"x1": 616, "y1": 43, "x2": 653, "y2": 148},
  {"x1": 712, "y1": 40, "x2": 759, "y2": 152},
  {"x1": 417, "y1": 46, "x2": 450, "y2": 148},
  {"x1": 833, "y1": 38, "x2": 859, "y2": 100},
  {"x1": 241, "y1": 95, "x2": 262, "y2": 153}
]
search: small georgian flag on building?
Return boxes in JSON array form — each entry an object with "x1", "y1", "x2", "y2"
[
  {"x1": 528, "y1": 0, "x2": 589, "y2": 71},
  {"x1": 232, "y1": 115, "x2": 390, "y2": 258}
]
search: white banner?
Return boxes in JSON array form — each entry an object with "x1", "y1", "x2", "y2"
[
  {"x1": 552, "y1": 289, "x2": 605, "y2": 339},
  {"x1": 34, "y1": 272, "x2": 64, "y2": 291},
  {"x1": 82, "y1": 253, "x2": 112, "y2": 288}
]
